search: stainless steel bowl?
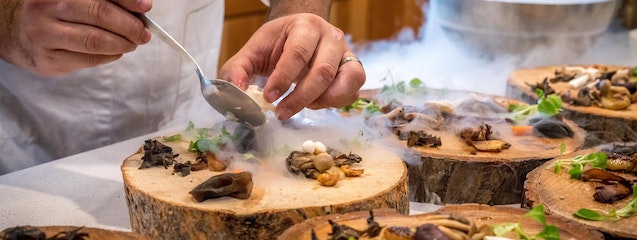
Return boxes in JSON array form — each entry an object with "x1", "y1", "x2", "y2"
[{"x1": 431, "y1": 0, "x2": 617, "y2": 62}]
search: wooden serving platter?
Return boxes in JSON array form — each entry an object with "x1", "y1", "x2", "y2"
[
  {"x1": 401, "y1": 117, "x2": 584, "y2": 205},
  {"x1": 0, "y1": 226, "x2": 147, "y2": 239},
  {"x1": 506, "y1": 65, "x2": 637, "y2": 146},
  {"x1": 524, "y1": 144, "x2": 637, "y2": 239},
  {"x1": 360, "y1": 89, "x2": 586, "y2": 204},
  {"x1": 278, "y1": 204, "x2": 603, "y2": 240},
  {"x1": 122, "y1": 138, "x2": 408, "y2": 240}
]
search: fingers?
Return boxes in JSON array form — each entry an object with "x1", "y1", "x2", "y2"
[
  {"x1": 109, "y1": 0, "x2": 152, "y2": 13},
  {"x1": 219, "y1": 61, "x2": 252, "y2": 90},
  {"x1": 9, "y1": 0, "x2": 152, "y2": 75},
  {"x1": 263, "y1": 20, "x2": 321, "y2": 103},
  {"x1": 53, "y1": 0, "x2": 150, "y2": 46},
  {"x1": 36, "y1": 50, "x2": 123, "y2": 76},
  {"x1": 37, "y1": 21, "x2": 138, "y2": 55},
  {"x1": 271, "y1": 26, "x2": 343, "y2": 119},
  {"x1": 306, "y1": 53, "x2": 366, "y2": 109},
  {"x1": 220, "y1": 13, "x2": 365, "y2": 121}
]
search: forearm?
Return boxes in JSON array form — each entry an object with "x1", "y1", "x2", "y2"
[{"x1": 267, "y1": 0, "x2": 332, "y2": 20}]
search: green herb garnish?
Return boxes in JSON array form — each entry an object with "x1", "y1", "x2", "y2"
[
  {"x1": 492, "y1": 205, "x2": 561, "y2": 240},
  {"x1": 180, "y1": 122, "x2": 235, "y2": 153},
  {"x1": 163, "y1": 133, "x2": 183, "y2": 142},
  {"x1": 340, "y1": 98, "x2": 381, "y2": 115},
  {"x1": 509, "y1": 89, "x2": 562, "y2": 123},
  {"x1": 380, "y1": 76, "x2": 427, "y2": 95},
  {"x1": 574, "y1": 185, "x2": 637, "y2": 221},
  {"x1": 549, "y1": 152, "x2": 607, "y2": 179}
]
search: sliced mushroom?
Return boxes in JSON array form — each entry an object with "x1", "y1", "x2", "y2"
[
  {"x1": 139, "y1": 139, "x2": 176, "y2": 169},
  {"x1": 593, "y1": 183, "x2": 632, "y2": 204},
  {"x1": 414, "y1": 224, "x2": 450, "y2": 240},
  {"x1": 598, "y1": 80, "x2": 631, "y2": 110},
  {"x1": 471, "y1": 140, "x2": 511, "y2": 152},
  {"x1": 189, "y1": 172, "x2": 253, "y2": 201}
]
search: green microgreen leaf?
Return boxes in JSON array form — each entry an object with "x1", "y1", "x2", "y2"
[
  {"x1": 182, "y1": 123, "x2": 234, "y2": 153},
  {"x1": 339, "y1": 98, "x2": 381, "y2": 116},
  {"x1": 395, "y1": 81, "x2": 406, "y2": 93},
  {"x1": 535, "y1": 225, "x2": 561, "y2": 240},
  {"x1": 574, "y1": 208, "x2": 607, "y2": 221},
  {"x1": 549, "y1": 152, "x2": 608, "y2": 179},
  {"x1": 163, "y1": 133, "x2": 182, "y2": 142},
  {"x1": 524, "y1": 205, "x2": 547, "y2": 226},
  {"x1": 615, "y1": 185, "x2": 637, "y2": 218},
  {"x1": 559, "y1": 142, "x2": 567, "y2": 155},
  {"x1": 492, "y1": 205, "x2": 561, "y2": 240},
  {"x1": 509, "y1": 89, "x2": 563, "y2": 123},
  {"x1": 492, "y1": 222, "x2": 521, "y2": 237},
  {"x1": 568, "y1": 163, "x2": 584, "y2": 179},
  {"x1": 409, "y1": 77, "x2": 424, "y2": 88}
]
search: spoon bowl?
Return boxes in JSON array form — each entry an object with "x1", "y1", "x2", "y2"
[{"x1": 140, "y1": 14, "x2": 266, "y2": 126}]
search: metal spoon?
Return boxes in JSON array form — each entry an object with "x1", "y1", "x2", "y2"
[{"x1": 139, "y1": 14, "x2": 266, "y2": 127}]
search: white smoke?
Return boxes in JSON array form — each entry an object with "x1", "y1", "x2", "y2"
[{"x1": 355, "y1": 1, "x2": 634, "y2": 97}]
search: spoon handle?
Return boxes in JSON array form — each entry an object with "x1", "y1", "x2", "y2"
[{"x1": 139, "y1": 14, "x2": 206, "y2": 79}]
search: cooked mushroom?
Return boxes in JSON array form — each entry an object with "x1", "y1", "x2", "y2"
[
  {"x1": 139, "y1": 139, "x2": 177, "y2": 169},
  {"x1": 2, "y1": 226, "x2": 46, "y2": 240},
  {"x1": 327, "y1": 220, "x2": 364, "y2": 240},
  {"x1": 333, "y1": 153, "x2": 363, "y2": 166},
  {"x1": 189, "y1": 171, "x2": 253, "y2": 201},
  {"x1": 593, "y1": 183, "x2": 632, "y2": 204},
  {"x1": 317, "y1": 172, "x2": 340, "y2": 187},
  {"x1": 598, "y1": 80, "x2": 631, "y2": 110},
  {"x1": 581, "y1": 168, "x2": 633, "y2": 203},
  {"x1": 383, "y1": 226, "x2": 412, "y2": 240},
  {"x1": 313, "y1": 153, "x2": 335, "y2": 172},
  {"x1": 414, "y1": 224, "x2": 450, "y2": 240},
  {"x1": 610, "y1": 69, "x2": 631, "y2": 84},
  {"x1": 401, "y1": 130, "x2": 442, "y2": 148},
  {"x1": 205, "y1": 151, "x2": 228, "y2": 172},
  {"x1": 286, "y1": 151, "x2": 318, "y2": 178},
  {"x1": 470, "y1": 140, "x2": 511, "y2": 152}
]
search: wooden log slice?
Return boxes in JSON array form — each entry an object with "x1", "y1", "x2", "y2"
[
  {"x1": 524, "y1": 144, "x2": 637, "y2": 239},
  {"x1": 506, "y1": 65, "x2": 637, "y2": 147},
  {"x1": 0, "y1": 226, "x2": 147, "y2": 239},
  {"x1": 404, "y1": 118, "x2": 584, "y2": 205},
  {"x1": 278, "y1": 204, "x2": 603, "y2": 240},
  {"x1": 121, "y1": 138, "x2": 409, "y2": 240},
  {"x1": 360, "y1": 89, "x2": 586, "y2": 204}
]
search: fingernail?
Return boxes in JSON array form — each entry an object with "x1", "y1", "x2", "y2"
[
  {"x1": 276, "y1": 107, "x2": 293, "y2": 120},
  {"x1": 266, "y1": 90, "x2": 280, "y2": 102},
  {"x1": 141, "y1": 29, "x2": 151, "y2": 43},
  {"x1": 137, "y1": 0, "x2": 152, "y2": 11}
]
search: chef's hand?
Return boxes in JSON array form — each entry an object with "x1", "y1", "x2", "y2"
[
  {"x1": 219, "y1": 13, "x2": 366, "y2": 120},
  {"x1": 0, "y1": 0, "x2": 152, "y2": 76}
]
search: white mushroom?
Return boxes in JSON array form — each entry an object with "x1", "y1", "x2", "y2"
[
  {"x1": 302, "y1": 140, "x2": 315, "y2": 153},
  {"x1": 314, "y1": 141, "x2": 327, "y2": 154},
  {"x1": 568, "y1": 67, "x2": 598, "y2": 89}
]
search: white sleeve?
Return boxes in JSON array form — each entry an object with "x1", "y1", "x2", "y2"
[{"x1": 260, "y1": 0, "x2": 270, "y2": 6}]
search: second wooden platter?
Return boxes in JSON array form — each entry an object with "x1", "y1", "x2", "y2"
[
  {"x1": 506, "y1": 65, "x2": 637, "y2": 146},
  {"x1": 278, "y1": 204, "x2": 604, "y2": 240},
  {"x1": 524, "y1": 144, "x2": 637, "y2": 239}
]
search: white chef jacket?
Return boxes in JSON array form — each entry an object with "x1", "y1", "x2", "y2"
[{"x1": 0, "y1": 0, "x2": 226, "y2": 175}]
